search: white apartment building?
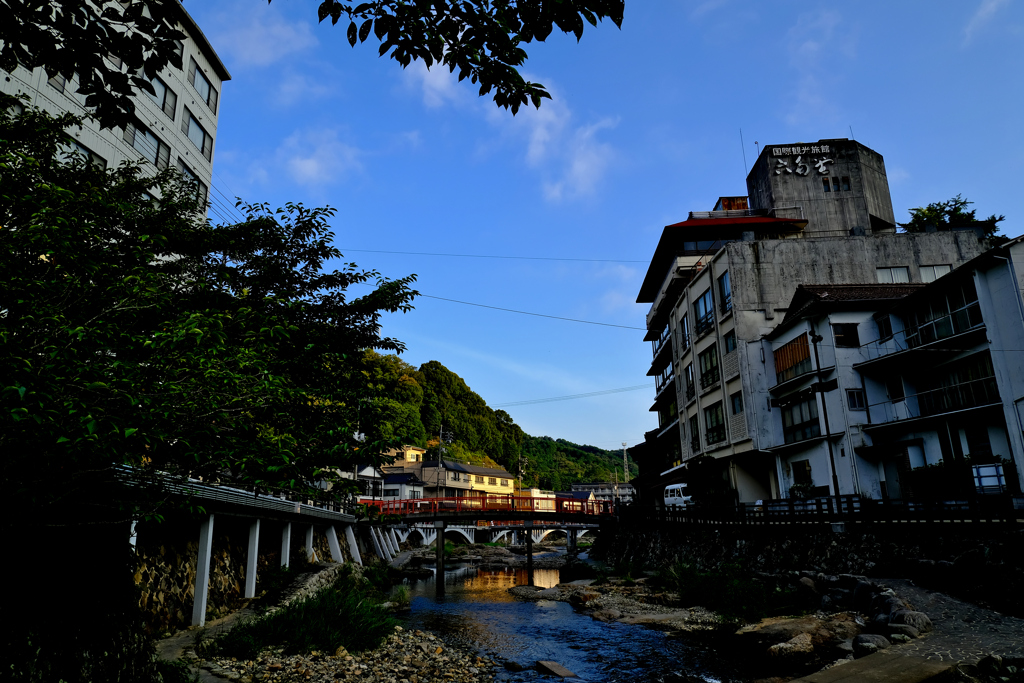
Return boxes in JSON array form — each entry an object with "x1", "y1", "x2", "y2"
[{"x1": 1, "y1": 2, "x2": 229, "y2": 206}]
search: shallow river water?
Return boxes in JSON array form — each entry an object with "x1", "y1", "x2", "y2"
[{"x1": 393, "y1": 556, "x2": 738, "y2": 683}]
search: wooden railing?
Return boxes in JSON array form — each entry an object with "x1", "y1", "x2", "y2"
[{"x1": 372, "y1": 495, "x2": 613, "y2": 517}]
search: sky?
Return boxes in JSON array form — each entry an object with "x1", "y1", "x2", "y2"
[{"x1": 184, "y1": 0, "x2": 1024, "y2": 453}]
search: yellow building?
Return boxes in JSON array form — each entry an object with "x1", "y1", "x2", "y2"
[{"x1": 383, "y1": 447, "x2": 515, "y2": 499}]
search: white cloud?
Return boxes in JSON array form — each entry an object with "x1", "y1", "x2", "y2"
[
  {"x1": 403, "y1": 62, "x2": 468, "y2": 109},
  {"x1": 691, "y1": 0, "x2": 731, "y2": 19},
  {"x1": 208, "y1": 4, "x2": 319, "y2": 69},
  {"x1": 964, "y1": 0, "x2": 1011, "y2": 44},
  {"x1": 887, "y1": 166, "x2": 911, "y2": 185},
  {"x1": 273, "y1": 128, "x2": 363, "y2": 187},
  {"x1": 542, "y1": 118, "x2": 618, "y2": 201}
]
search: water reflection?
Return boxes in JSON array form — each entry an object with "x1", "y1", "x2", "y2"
[{"x1": 395, "y1": 565, "x2": 732, "y2": 682}]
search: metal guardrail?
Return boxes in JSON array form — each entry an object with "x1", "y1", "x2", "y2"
[
  {"x1": 116, "y1": 469, "x2": 358, "y2": 522},
  {"x1": 631, "y1": 494, "x2": 1024, "y2": 526}
]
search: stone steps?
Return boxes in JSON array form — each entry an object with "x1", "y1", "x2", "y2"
[{"x1": 791, "y1": 653, "x2": 954, "y2": 683}]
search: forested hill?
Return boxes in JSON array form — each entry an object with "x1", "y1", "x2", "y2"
[{"x1": 359, "y1": 352, "x2": 634, "y2": 489}]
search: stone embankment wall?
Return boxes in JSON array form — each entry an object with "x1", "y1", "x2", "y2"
[
  {"x1": 594, "y1": 521, "x2": 1024, "y2": 615},
  {"x1": 133, "y1": 517, "x2": 354, "y2": 634}
]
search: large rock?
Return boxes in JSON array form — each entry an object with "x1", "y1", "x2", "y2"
[
  {"x1": 569, "y1": 591, "x2": 600, "y2": 608},
  {"x1": 767, "y1": 633, "x2": 816, "y2": 658},
  {"x1": 891, "y1": 610, "x2": 933, "y2": 633},
  {"x1": 590, "y1": 609, "x2": 622, "y2": 623},
  {"x1": 537, "y1": 660, "x2": 577, "y2": 678},
  {"x1": 886, "y1": 623, "x2": 921, "y2": 639},
  {"x1": 853, "y1": 634, "x2": 890, "y2": 657}
]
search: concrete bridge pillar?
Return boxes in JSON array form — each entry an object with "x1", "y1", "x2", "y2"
[
  {"x1": 192, "y1": 513, "x2": 215, "y2": 626},
  {"x1": 388, "y1": 528, "x2": 401, "y2": 555},
  {"x1": 305, "y1": 525, "x2": 317, "y2": 562},
  {"x1": 375, "y1": 527, "x2": 393, "y2": 562},
  {"x1": 281, "y1": 522, "x2": 292, "y2": 568},
  {"x1": 524, "y1": 520, "x2": 534, "y2": 586},
  {"x1": 245, "y1": 519, "x2": 260, "y2": 598},
  {"x1": 326, "y1": 524, "x2": 343, "y2": 563},
  {"x1": 422, "y1": 529, "x2": 436, "y2": 547},
  {"x1": 434, "y1": 520, "x2": 446, "y2": 597},
  {"x1": 368, "y1": 526, "x2": 385, "y2": 560},
  {"x1": 343, "y1": 524, "x2": 362, "y2": 566}
]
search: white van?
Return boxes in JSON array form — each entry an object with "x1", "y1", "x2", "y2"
[{"x1": 663, "y1": 483, "x2": 692, "y2": 508}]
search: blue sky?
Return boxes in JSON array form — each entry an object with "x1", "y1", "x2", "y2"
[{"x1": 186, "y1": 0, "x2": 1024, "y2": 452}]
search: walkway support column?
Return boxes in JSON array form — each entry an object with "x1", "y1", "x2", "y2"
[
  {"x1": 281, "y1": 522, "x2": 292, "y2": 568},
  {"x1": 245, "y1": 519, "x2": 260, "y2": 599},
  {"x1": 192, "y1": 513, "x2": 215, "y2": 626},
  {"x1": 305, "y1": 525, "x2": 317, "y2": 562},
  {"x1": 326, "y1": 525, "x2": 343, "y2": 563},
  {"x1": 434, "y1": 520, "x2": 446, "y2": 597},
  {"x1": 343, "y1": 524, "x2": 362, "y2": 565},
  {"x1": 388, "y1": 528, "x2": 401, "y2": 554},
  {"x1": 377, "y1": 528, "x2": 394, "y2": 561},
  {"x1": 524, "y1": 520, "x2": 534, "y2": 586},
  {"x1": 369, "y1": 525, "x2": 385, "y2": 559}
]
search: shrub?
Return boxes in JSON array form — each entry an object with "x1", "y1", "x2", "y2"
[
  {"x1": 211, "y1": 568, "x2": 396, "y2": 658},
  {"x1": 658, "y1": 562, "x2": 798, "y2": 623}
]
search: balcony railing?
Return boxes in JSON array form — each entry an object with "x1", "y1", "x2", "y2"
[
  {"x1": 694, "y1": 311, "x2": 715, "y2": 336},
  {"x1": 906, "y1": 301, "x2": 983, "y2": 349},
  {"x1": 720, "y1": 292, "x2": 732, "y2": 314},
  {"x1": 699, "y1": 366, "x2": 720, "y2": 389},
  {"x1": 685, "y1": 384, "x2": 696, "y2": 403},
  {"x1": 655, "y1": 371, "x2": 675, "y2": 395},
  {"x1": 706, "y1": 425, "x2": 726, "y2": 446},
  {"x1": 868, "y1": 376, "x2": 1001, "y2": 423},
  {"x1": 690, "y1": 436, "x2": 700, "y2": 454}
]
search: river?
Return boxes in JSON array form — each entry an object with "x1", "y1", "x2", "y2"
[{"x1": 392, "y1": 552, "x2": 740, "y2": 682}]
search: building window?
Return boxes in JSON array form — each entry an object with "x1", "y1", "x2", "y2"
[
  {"x1": 832, "y1": 323, "x2": 860, "y2": 348},
  {"x1": 698, "y1": 346, "x2": 719, "y2": 389},
  {"x1": 501, "y1": 479, "x2": 509, "y2": 487},
  {"x1": 886, "y1": 376, "x2": 905, "y2": 403},
  {"x1": 684, "y1": 363, "x2": 695, "y2": 402},
  {"x1": 488, "y1": 477, "x2": 497, "y2": 485},
  {"x1": 718, "y1": 271, "x2": 732, "y2": 314},
  {"x1": 920, "y1": 264, "x2": 952, "y2": 283},
  {"x1": 176, "y1": 158, "x2": 208, "y2": 204},
  {"x1": 723, "y1": 330, "x2": 737, "y2": 354},
  {"x1": 904, "y1": 278, "x2": 983, "y2": 348},
  {"x1": 146, "y1": 76, "x2": 176, "y2": 120},
  {"x1": 188, "y1": 56, "x2": 219, "y2": 113},
  {"x1": 172, "y1": 40, "x2": 184, "y2": 66},
  {"x1": 704, "y1": 402, "x2": 725, "y2": 445},
  {"x1": 679, "y1": 314, "x2": 690, "y2": 353},
  {"x1": 782, "y1": 397, "x2": 820, "y2": 444},
  {"x1": 694, "y1": 288, "x2": 715, "y2": 335},
  {"x1": 123, "y1": 120, "x2": 170, "y2": 170},
  {"x1": 841, "y1": 176, "x2": 851, "y2": 191},
  {"x1": 774, "y1": 333, "x2": 812, "y2": 384},
  {"x1": 876, "y1": 314, "x2": 893, "y2": 341},
  {"x1": 847, "y1": 389, "x2": 866, "y2": 410},
  {"x1": 831, "y1": 177, "x2": 840, "y2": 192},
  {"x1": 383, "y1": 488, "x2": 399, "y2": 497},
  {"x1": 876, "y1": 266, "x2": 910, "y2": 283},
  {"x1": 61, "y1": 139, "x2": 106, "y2": 170},
  {"x1": 475, "y1": 475, "x2": 484, "y2": 483},
  {"x1": 689, "y1": 415, "x2": 700, "y2": 454},
  {"x1": 822, "y1": 177, "x2": 831, "y2": 193},
  {"x1": 181, "y1": 107, "x2": 213, "y2": 160},
  {"x1": 47, "y1": 73, "x2": 67, "y2": 93},
  {"x1": 792, "y1": 460, "x2": 812, "y2": 486},
  {"x1": 731, "y1": 391, "x2": 744, "y2": 415}
]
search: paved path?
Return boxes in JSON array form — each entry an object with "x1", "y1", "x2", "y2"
[{"x1": 877, "y1": 578, "x2": 1024, "y2": 663}]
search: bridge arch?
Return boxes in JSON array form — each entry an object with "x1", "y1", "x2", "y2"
[
  {"x1": 443, "y1": 527, "x2": 474, "y2": 545},
  {"x1": 536, "y1": 528, "x2": 567, "y2": 544},
  {"x1": 405, "y1": 528, "x2": 425, "y2": 546}
]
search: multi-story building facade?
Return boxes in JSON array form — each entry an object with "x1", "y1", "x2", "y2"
[
  {"x1": 570, "y1": 481, "x2": 634, "y2": 505},
  {"x1": 383, "y1": 449, "x2": 516, "y2": 499},
  {"x1": 764, "y1": 238, "x2": 1024, "y2": 500},
  {"x1": 1, "y1": 2, "x2": 230, "y2": 206},
  {"x1": 636, "y1": 139, "x2": 994, "y2": 503}
]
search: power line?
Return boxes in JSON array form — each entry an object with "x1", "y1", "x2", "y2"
[
  {"x1": 338, "y1": 248, "x2": 646, "y2": 264},
  {"x1": 494, "y1": 384, "x2": 651, "y2": 407},
  {"x1": 418, "y1": 294, "x2": 645, "y2": 330}
]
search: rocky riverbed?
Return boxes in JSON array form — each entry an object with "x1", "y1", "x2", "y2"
[{"x1": 188, "y1": 626, "x2": 500, "y2": 683}]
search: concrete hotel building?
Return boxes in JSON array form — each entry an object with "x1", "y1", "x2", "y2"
[
  {"x1": 636, "y1": 139, "x2": 993, "y2": 503},
  {"x1": 1, "y1": 2, "x2": 230, "y2": 206}
]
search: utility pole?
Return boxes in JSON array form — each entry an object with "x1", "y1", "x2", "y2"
[{"x1": 622, "y1": 442, "x2": 629, "y2": 483}]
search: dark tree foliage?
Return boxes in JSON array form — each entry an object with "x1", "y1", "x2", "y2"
[
  {"x1": 898, "y1": 194, "x2": 1006, "y2": 242},
  {"x1": 0, "y1": 97, "x2": 417, "y2": 526},
  {"x1": 520, "y1": 435, "x2": 635, "y2": 490},
  {"x1": 0, "y1": 0, "x2": 186, "y2": 129},
  {"x1": 1, "y1": 0, "x2": 625, "y2": 128},
  {"x1": 313, "y1": 0, "x2": 625, "y2": 113}
]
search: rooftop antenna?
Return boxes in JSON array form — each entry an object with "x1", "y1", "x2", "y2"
[
  {"x1": 849, "y1": 125, "x2": 855, "y2": 140},
  {"x1": 739, "y1": 128, "x2": 748, "y2": 176},
  {"x1": 755, "y1": 140, "x2": 760, "y2": 157}
]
